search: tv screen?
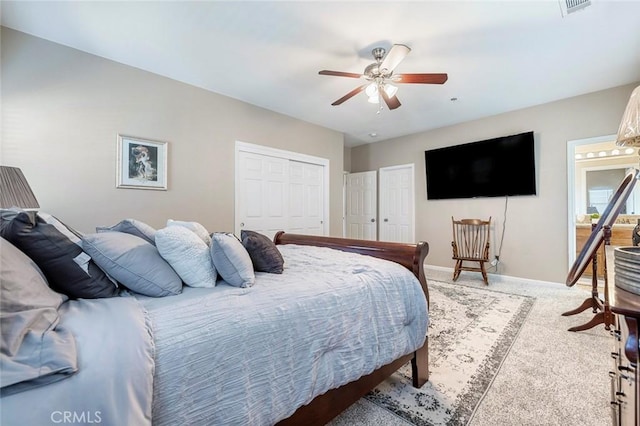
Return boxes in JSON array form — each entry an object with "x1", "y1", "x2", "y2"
[{"x1": 424, "y1": 131, "x2": 536, "y2": 200}]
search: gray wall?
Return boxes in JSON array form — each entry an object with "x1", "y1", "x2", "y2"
[
  {"x1": 1, "y1": 28, "x2": 344, "y2": 235},
  {"x1": 350, "y1": 83, "x2": 639, "y2": 283}
]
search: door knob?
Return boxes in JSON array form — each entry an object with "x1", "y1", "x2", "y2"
[
  {"x1": 240, "y1": 222, "x2": 245, "y2": 227},
  {"x1": 371, "y1": 218, "x2": 375, "y2": 223},
  {"x1": 384, "y1": 218, "x2": 389, "y2": 222}
]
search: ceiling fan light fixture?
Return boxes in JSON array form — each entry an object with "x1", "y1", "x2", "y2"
[
  {"x1": 319, "y1": 43, "x2": 448, "y2": 110},
  {"x1": 384, "y1": 83, "x2": 398, "y2": 98},
  {"x1": 365, "y1": 83, "x2": 378, "y2": 97}
]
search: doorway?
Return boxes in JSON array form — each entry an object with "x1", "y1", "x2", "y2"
[
  {"x1": 343, "y1": 164, "x2": 415, "y2": 244},
  {"x1": 567, "y1": 134, "x2": 639, "y2": 266}
]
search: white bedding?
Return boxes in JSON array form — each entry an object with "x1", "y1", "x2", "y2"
[{"x1": 138, "y1": 244, "x2": 429, "y2": 425}]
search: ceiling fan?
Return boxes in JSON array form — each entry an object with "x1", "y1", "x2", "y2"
[{"x1": 319, "y1": 44, "x2": 448, "y2": 110}]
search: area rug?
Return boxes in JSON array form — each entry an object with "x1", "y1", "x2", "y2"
[{"x1": 364, "y1": 280, "x2": 536, "y2": 425}]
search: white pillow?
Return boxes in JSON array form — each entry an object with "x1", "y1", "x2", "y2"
[
  {"x1": 210, "y1": 233, "x2": 255, "y2": 288},
  {"x1": 167, "y1": 219, "x2": 211, "y2": 246},
  {"x1": 156, "y1": 226, "x2": 217, "y2": 288}
]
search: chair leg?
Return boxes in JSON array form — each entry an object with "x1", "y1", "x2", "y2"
[
  {"x1": 480, "y1": 261, "x2": 489, "y2": 285},
  {"x1": 453, "y1": 260, "x2": 462, "y2": 281}
]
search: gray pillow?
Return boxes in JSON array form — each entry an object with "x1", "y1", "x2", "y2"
[
  {"x1": 0, "y1": 211, "x2": 118, "y2": 299},
  {"x1": 96, "y1": 219, "x2": 156, "y2": 246},
  {"x1": 210, "y1": 232, "x2": 255, "y2": 288},
  {"x1": 82, "y1": 232, "x2": 182, "y2": 297},
  {"x1": 0, "y1": 237, "x2": 78, "y2": 395},
  {"x1": 241, "y1": 230, "x2": 284, "y2": 274}
]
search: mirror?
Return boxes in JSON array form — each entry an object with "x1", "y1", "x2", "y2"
[{"x1": 567, "y1": 168, "x2": 639, "y2": 287}]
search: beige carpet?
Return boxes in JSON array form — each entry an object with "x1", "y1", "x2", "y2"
[{"x1": 330, "y1": 267, "x2": 612, "y2": 426}]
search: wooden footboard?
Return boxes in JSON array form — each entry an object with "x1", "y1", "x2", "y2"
[{"x1": 273, "y1": 232, "x2": 430, "y2": 426}]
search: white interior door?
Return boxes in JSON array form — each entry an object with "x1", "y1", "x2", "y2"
[
  {"x1": 237, "y1": 151, "x2": 288, "y2": 239},
  {"x1": 289, "y1": 161, "x2": 324, "y2": 235},
  {"x1": 345, "y1": 171, "x2": 377, "y2": 240},
  {"x1": 379, "y1": 164, "x2": 415, "y2": 243}
]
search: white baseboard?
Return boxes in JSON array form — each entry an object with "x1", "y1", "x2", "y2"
[{"x1": 424, "y1": 264, "x2": 564, "y2": 287}]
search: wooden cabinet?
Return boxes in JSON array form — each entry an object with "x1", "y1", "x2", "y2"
[
  {"x1": 577, "y1": 225, "x2": 635, "y2": 278},
  {"x1": 607, "y1": 248, "x2": 640, "y2": 425}
]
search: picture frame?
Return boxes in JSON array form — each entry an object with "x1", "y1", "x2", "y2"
[{"x1": 116, "y1": 134, "x2": 168, "y2": 190}]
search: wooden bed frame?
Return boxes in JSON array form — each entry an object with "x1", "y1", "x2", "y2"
[{"x1": 273, "y1": 232, "x2": 430, "y2": 426}]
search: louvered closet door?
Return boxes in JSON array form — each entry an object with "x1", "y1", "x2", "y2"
[{"x1": 237, "y1": 151, "x2": 289, "y2": 239}]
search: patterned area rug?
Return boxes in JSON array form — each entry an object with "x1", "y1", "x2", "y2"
[{"x1": 365, "y1": 280, "x2": 536, "y2": 425}]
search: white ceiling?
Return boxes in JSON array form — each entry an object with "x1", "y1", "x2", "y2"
[{"x1": 2, "y1": 1, "x2": 640, "y2": 147}]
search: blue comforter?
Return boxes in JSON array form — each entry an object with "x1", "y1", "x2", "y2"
[
  {"x1": 1, "y1": 245, "x2": 428, "y2": 426},
  {"x1": 138, "y1": 244, "x2": 428, "y2": 425}
]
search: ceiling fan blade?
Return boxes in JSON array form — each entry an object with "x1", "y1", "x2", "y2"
[
  {"x1": 395, "y1": 73, "x2": 448, "y2": 84},
  {"x1": 380, "y1": 89, "x2": 401, "y2": 110},
  {"x1": 331, "y1": 84, "x2": 367, "y2": 106},
  {"x1": 319, "y1": 70, "x2": 363, "y2": 79},
  {"x1": 379, "y1": 44, "x2": 411, "y2": 74}
]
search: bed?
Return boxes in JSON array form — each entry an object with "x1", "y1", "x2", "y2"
[
  {"x1": 272, "y1": 232, "x2": 430, "y2": 425},
  {"x1": 0, "y1": 212, "x2": 430, "y2": 426}
]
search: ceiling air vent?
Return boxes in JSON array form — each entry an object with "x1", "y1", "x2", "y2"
[{"x1": 559, "y1": 0, "x2": 591, "y2": 16}]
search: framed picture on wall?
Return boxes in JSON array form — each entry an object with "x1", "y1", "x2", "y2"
[{"x1": 116, "y1": 134, "x2": 168, "y2": 190}]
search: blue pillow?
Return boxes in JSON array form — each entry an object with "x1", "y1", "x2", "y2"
[
  {"x1": 82, "y1": 232, "x2": 182, "y2": 297},
  {"x1": 96, "y1": 218, "x2": 156, "y2": 246},
  {"x1": 210, "y1": 233, "x2": 255, "y2": 288}
]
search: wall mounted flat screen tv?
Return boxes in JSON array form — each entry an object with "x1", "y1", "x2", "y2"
[{"x1": 424, "y1": 131, "x2": 536, "y2": 200}]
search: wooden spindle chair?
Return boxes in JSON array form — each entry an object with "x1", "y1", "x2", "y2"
[{"x1": 451, "y1": 217, "x2": 491, "y2": 285}]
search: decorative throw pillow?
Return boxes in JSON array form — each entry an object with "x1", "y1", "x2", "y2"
[
  {"x1": 0, "y1": 211, "x2": 118, "y2": 299},
  {"x1": 0, "y1": 208, "x2": 22, "y2": 233},
  {"x1": 0, "y1": 237, "x2": 78, "y2": 395},
  {"x1": 210, "y1": 232, "x2": 255, "y2": 288},
  {"x1": 96, "y1": 218, "x2": 156, "y2": 246},
  {"x1": 82, "y1": 232, "x2": 182, "y2": 297},
  {"x1": 156, "y1": 226, "x2": 217, "y2": 288},
  {"x1": 167, "y1": 219, "x2": 211, "y2": 246},
  {"x1": 241, "y1": 230, "x2": 284, "y2": 274},
  {"x1": 37, "y1": 212, "x2": 85, "y2": 238}
]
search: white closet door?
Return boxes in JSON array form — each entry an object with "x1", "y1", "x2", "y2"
[
  {"x1": 379, "y1": 164, "x2": 414, "y2": 243},
  {"x1": 289, "y1": 161, "x2": 324, "y2": 235},
  {"x1": 236, "y1": 143, "x2": 329, "y2": 239},
  {"x1": 237, "y1": 151, "x2": 288, "y2": 239},
  {"x1": 345, "y1": 171, "x2": 377, "y2": 240}
]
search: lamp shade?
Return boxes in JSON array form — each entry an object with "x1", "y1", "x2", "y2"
[
  {"x1": 0, "y1": 166, "x2": 40, "y2": 209},
  {"x1": 616, "y1": 85, "x2": 640, "y2": 147}
]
